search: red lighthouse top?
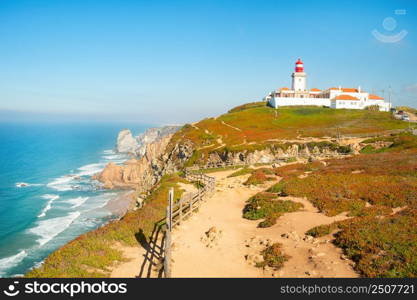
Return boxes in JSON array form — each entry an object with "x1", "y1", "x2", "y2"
[{"x1": 295, "y1": 58, "x2": 304, "y2": 72}]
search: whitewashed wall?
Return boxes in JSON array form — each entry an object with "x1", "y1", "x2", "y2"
[{"x1": 269, "y1": 97, "x2": 331, "y2": 108}]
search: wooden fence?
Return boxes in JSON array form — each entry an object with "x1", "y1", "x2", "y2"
[{"x1": 163, "y1": 171, "x2": 216, "y2": 278}]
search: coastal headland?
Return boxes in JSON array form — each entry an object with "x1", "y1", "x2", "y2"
[{"x1": 26, "y1": 103, "x2": 417, "y2": 278}]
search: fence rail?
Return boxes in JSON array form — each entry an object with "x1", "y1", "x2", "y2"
[{"x1": 163, "y1": 170, "x2": 216, "y2": 277}]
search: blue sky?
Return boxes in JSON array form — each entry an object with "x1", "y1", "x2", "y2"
[{"x1": 0, "y1": 0, "x2": 416, "y2": 124}]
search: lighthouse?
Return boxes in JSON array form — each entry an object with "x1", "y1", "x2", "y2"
[{"x1": 291, "y1": 58, "x2": 307, "y2": 92}]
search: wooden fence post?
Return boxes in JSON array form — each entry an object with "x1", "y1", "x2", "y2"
[
  {"x1": 164, "y1": 188, "x2": 174, "y2": 278},
  {"x1": 169, "y1": 188, "x2": 173, "y2": 230},
  {"x1": 179, "y1": 197, "x2": 183, "y2": 225},
  {"x1": 189, "y1": 193, "x2": 192, "y2": 213}
]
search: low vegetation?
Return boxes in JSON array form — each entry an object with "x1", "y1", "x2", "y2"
[
  {"x1": 256, "y1": 243, "x2": 290, "y2": 270},
  {"x1": 271, "y1": 134, "x2": 417, "y2": 216},
  {"x1": 243, "y1": 168, "x2": 276, "y2": 186},
  {"x1": 243, "y1": 192, "x2": 303, "y2": 228},
  {"x1": 307, "y1": 208, "x2": 417, "y2": 277},
  {"x1": 227, "y1": 167, "x2": 254, "y2": 178},
  {"x1": 27, "y1": 174, "x2": 187, "y2": 277},
  {"x1": 269, "y1": 133, "x2": 417, "y2": 277}
]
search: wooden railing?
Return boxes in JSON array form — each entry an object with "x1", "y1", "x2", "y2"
[{"x1": 163, "y1": 170, "x2": 216, "y2": 278}]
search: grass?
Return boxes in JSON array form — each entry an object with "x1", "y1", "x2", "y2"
[
  {"x1": 243, "y1": 168, "x2": 276, "y2": 186},
  {"x1": 256, "y1": 243, "x2": 290, "y2": 270},
  {"x1": 243, "y1": 192, "x2": 303, "y2": 228},
  {"x1": 26, "y1": 174, "x2": 187, "y2": 278}
]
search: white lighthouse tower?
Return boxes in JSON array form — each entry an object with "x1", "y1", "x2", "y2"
[{"x1": 291, "y1": 58, "x2": 307, "y2": 91}]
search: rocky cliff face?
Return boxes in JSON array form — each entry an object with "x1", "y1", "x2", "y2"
[
  {"x1": 136, "y1": 126, "x2": 180, "y2": 156},
  {"x1": 94, "y1": 133, "x2": 176, "y2": 191},
  {"x1": 203, "y1": 143, "x2": 351, "y2": 168}
]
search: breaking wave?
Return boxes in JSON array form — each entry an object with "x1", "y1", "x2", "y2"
[
  {"x1": 15, "y1": 182, "x2": 43, "y2": 188},
  {"x1": 46, "y1": 176, "x2": 75, "y2": 192},
  {"x1": 0, "y1": 250, "x2": 28, "y2": 277},
  {"x1": 28, "y1": 212, "x2": 81, "y2": 246},
  {"x1": 38, "y1": 194, "x2": 60, "y2": 218},
  {"x1": 67, "y1": 196, "x2": 89, "y2": 209}
]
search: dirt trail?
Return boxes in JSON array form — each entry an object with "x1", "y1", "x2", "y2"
[
  {"x1": 171, "y1": 169, "x2": 358, "y2": 278},
  {"x1": 221, "y1": 120, "x2": 242, "y2": 132}
]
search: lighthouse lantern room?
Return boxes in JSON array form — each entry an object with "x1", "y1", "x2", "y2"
[{"x1": 291, "y1": 58, "x2": 307, "y2": 92}]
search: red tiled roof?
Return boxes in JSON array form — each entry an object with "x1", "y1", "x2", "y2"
[
  {"x1": 334, "y1": 94, "x2": 360, "y2": 101},
  {"x1": 369, "y1": 94, "x2": 384, "y2": 100},
  {"x1": 280, "y1": 87, "x2": 289, "y2": 91},
  {"x1": 310, "y1": 88, "x2": 321, "y2": 92},
  {"x1": 329, "y1": 87, "x2": 361, "y2": 93}
]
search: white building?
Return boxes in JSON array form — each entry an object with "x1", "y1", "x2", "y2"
[{"x1": 266, "y1": 59, "x2": 391, "y2": 112}]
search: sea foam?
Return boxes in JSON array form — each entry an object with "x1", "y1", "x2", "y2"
[
  {"x1": 68, "y1": 196, "x2": 89, "y2": 208},
  {"x1": 0, "y1": 250, "x2": 28, "y2": 277},
  {"x1": 47, "y1": 176, "x2": 75, "y2": 191},
  {"x1": 37, "y1": 194, "x2": 60, "y2": 218},
  {"x1": 76, "y1": 163, "x2": 106, "y2": 177},
  {"x1": 15, "y1": 182, "x2": 43, "y2": 188},
  {"x1": 28, "y1": 212, "x2": 81, "y2": 246}
]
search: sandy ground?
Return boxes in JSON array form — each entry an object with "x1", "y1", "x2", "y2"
[
  {"x1": 105, "y1": 191, "x2": 136, "y2": 217},
  {"x1": 408, "y1": 112, "x2": 417, "y2": 122},
  {"x1": 110, "y1": 168, "x2": 358, "y2": 278}
]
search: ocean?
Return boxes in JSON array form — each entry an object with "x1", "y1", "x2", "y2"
[{"x1": 0, "y1": 121, "x2": 151, "y2": 277}]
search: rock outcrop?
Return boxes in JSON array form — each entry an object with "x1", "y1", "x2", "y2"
[
  {"x1": 136, "y1": 126, "x2": 181, "y2": 156},
  {"x1": 94, "y1": 133, "x2": 175, "y2": 191},
  {"x1": 116, "y1": 129, "x2": 139, "y2": 154},
  {"x1": 203, "y1": 143, "x2": 349, "y2": 168}
]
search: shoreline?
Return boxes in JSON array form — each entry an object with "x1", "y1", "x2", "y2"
[{"x1": 104, "y1": 190, "x2": 136, "y2": 218}]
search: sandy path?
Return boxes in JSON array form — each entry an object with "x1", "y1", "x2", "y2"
[
  {"x1": 171, "y1": 170, "x2": 266, "y2": 277},
  {"x1": 110, "y1": 245, "x2": 148, "y2": 278},
  {"x1": 171, "y1": 169, "x2": 358, "y2": 278}
]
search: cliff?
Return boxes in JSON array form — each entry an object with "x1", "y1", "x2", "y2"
[{"x1": 94, "y1": 133, "x2": 176, "y2": 191}]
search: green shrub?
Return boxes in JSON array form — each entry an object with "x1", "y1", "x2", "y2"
[
  {"x1": 306, "y1": 224, "x2": 336, "y2": 237},
  {"x1": 256, "y1": 243, "x2": 290, "y2": 270},
  {"x1": 243, "y1": 192, "x2": 303, "y2": 227},
  {"x1": 266, "y1": 182, "x2": 286, "y2": 194},
  {"x1": 244, "y1": 169, "x2": 276, "y2": 186}
]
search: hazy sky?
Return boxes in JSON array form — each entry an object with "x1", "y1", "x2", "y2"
[{"x1": 0, "y1": 0, "x2": 416, "y2": 124}]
